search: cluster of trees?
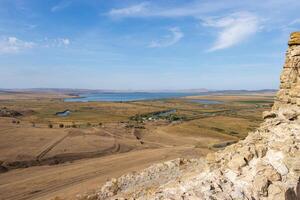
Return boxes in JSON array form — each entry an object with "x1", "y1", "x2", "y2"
[
  {"x1": 11, "y1": 119, "x2": 20, "y2": 124},
  {"x1": 130, "y1": 110, "x2": 186, "y2": 123},
  {"x1": 47, "y1": 122, "x2": 103, "y2": 129}
]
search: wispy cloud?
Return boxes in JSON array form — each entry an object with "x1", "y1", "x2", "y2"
[
  {"x1": 107, "y1": 1, "x2": 300, "y2": 51},
  {"x1": 0, "y1": 36, "x2": 71, "y2": 54},
  {"x1": 0, "y1": 36, "x2": 35, "y2": 54},
  {"x1": 149, "y1": 27, "x2": 184, "y2": 48},
  {"x1": 51, "y1": 0, "x2": 72, "y2": 12},
  {"x1": 289, "y1": 18, "x2": 300, "y2": 26},
  {"x1": 108, "y1": 2, "x2": 149, "y2": 18},
  {"x1": 203, "y1": 12, "x2": 260, "y2": 51},
  {"x1": 43, "y1": 38, "x2": 71, "y2": 48},
  {"x1": 56, "y1": 38, "x2": 70, "y2": 46},
  {"x1": 106, "y1": 1, "x2": 232, "y2": 18},
  {"x1": 107, "y1": 2, "x2": 261, "y2": 51}
]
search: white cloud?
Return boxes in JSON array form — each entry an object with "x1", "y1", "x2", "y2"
[
  {"x1": 108, "y1": 2, "x2": 149, "y2": 18},
  {"x1": 0, "y1": 36, "x2": 35, "y2": 54},
  {"x1": 203, "y1": 12, "x2": 260, "y2": 51},
  {"x1": 59, "y1": 38, "x2": 70, "y2": 46},
  {"x1": 43, "y1": 38, "x2": 70, "y2": 48},
  {"x1": 0, "y1": 36, "x2": 71, "y2": 54},
  {"x1": 51, "y1": 0, "x2": 71, "y2": 12},
  {"x1": 149, "y1": 27, "x2": 184, "y2": 48},
  {"x1": 289, "y1": 18, "x2": 300, "y2": 26}
]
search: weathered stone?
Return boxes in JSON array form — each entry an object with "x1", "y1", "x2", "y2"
[
  {"x1": 288, "y1": 32, "x2": 300, "y2": 46},
  {"x1": 266, "y1": 150, "x2": 289, "y2": 176},
  {"x1": 253, "y1": 175, "x2": 269, "y2": 197},
  {"x1": 255, "y1": 144, "x2": 267, "y2": 158},
  {"x1": 227, "y1": 154, "x2": 247, "y2": 171},
  {"x1": 263, "y1": 111, "x2": 277, "y2": 119},
  {"x1": 279, "y1": 108, "x2": 299, "y2": 120},
  {"x1": 267, "y1": 183, "x2": 285, "y2": 200},
  {"x1": 264, "y1": 166, "x2": 282, "y2": 182},
  {"x1": 206, "y1": 153, "x2": 216, "y2": 164}
]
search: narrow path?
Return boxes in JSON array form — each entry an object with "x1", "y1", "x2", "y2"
[{"x1": 36, "y1": 132, "x2": 69, "y2": 161}]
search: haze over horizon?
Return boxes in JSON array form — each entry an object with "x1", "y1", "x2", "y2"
[{"x1": 1, "y1": 0, "x2": 300, "y2": 90}]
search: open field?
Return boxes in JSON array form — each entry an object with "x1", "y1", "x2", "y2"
[{"x1": 0, "y1": 91, "x2": 275, "y2": 200}]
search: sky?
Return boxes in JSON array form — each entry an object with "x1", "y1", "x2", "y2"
[{"x1": 0, "y1": 0, "x2": 300, "y2": 90}]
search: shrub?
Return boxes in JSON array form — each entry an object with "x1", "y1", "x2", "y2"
[
  {"x1": 59, "y1": 124, "x2": 64, "y2": 128},
  {"x1": 48, "y1": 124, "x2": 53, "y2": 128}
]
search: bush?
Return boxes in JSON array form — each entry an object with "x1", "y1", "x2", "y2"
[
  {"x1": 59, "y1": 123, "x2": 64, "y2": 128},
  {"x1": 48, "y1": 124, "x2": 53, "y2": 128}
]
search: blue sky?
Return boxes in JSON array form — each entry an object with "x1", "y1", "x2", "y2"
[{"x1": 0, "y1": 0, "x2": 299, "y2": 90}]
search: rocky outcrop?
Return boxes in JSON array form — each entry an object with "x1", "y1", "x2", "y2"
[
  {"x1": 274, "y1": 32, "x2": 300, "y2": 110},
  {"x1": 78, "y1": 32, "x2": 300, "y2": 200}
]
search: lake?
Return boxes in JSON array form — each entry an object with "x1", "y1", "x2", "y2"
[
  {"x1": 64, "y1": 92, "x2": 199, "y2": 102},
  {"x1": 188, "y1": 99, "x2": 222, "y2": 104},
  {"x1": 56, "y1": 110, "x2": 71, "y2": 117}
]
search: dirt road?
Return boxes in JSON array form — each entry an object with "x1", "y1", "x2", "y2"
[{"x1": 0, "y1": 146, "x2": 205, "y2": 200}]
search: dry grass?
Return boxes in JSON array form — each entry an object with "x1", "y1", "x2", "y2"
[{"x1": 0, "y1": 92, "x2": 274, "y2": 200}]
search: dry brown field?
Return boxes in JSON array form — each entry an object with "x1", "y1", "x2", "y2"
[{"x1": 0, "y1": 91, "x2": 275, "y2": 200}]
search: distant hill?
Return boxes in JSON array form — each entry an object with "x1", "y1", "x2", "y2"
[{"x1": 0, "y1": 88, "x2": 276, "y2": 95}]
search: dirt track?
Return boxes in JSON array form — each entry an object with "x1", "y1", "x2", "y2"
[
  {"x1": 0, "y1": 146, "x2": 204, "y2": 200},
  {"x1": 36, "y1": 133, "x2": 70, "y2": 161}
]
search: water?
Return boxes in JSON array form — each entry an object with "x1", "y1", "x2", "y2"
[
  {"x1": 64, "y1": 92, "x2": 198, "y2": 102},
  {"x1": 188, "y1": 99, "x2": 222, "y2": 104},
  {"x1": 56, "y1": 110, "x2": 71, "y2": 117}
]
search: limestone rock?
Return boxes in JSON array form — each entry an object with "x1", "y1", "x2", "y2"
[
  {"x1": 288, "y1": 32, "x2": 300, "y2": 45},
  {"x1": 268, "y1": 183, "x2": 285, "y2": 200},
  {"x1": 227, "y1": 154, "x2": 247, "y2": 171},
  {"x1": 263, "y1": 111, "x2": 277, "y2": 119},
  {"x1": 253, "y1": 175, "x2": 269, "y2": 197}
]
